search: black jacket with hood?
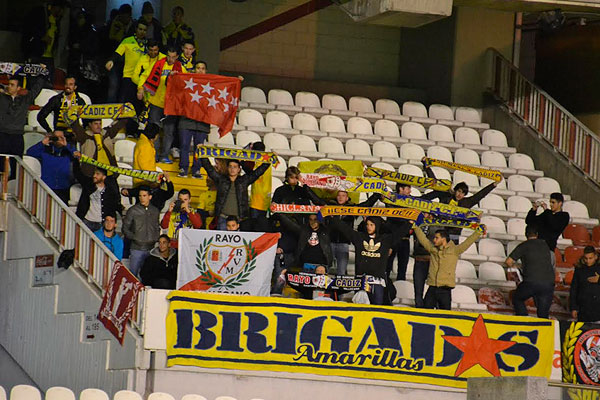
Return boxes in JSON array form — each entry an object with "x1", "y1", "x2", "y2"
[
  {"x1": 140, "y1": 246, "x2": 178, "y2": 289},
  {"x1": 569, "y1": 259, "x2": 600, "y2": 322},
  {"x1": 279, "y1": 214, "x2": 333, "y2": 270}
]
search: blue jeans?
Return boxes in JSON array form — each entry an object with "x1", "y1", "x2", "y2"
[
  {"x1": 413, "y1": 260, "x2": 430, "y2": 308},
  {"x1": 387, "y1": 239, "x2": 410, "y2": 280},
  {"x1": 272, "y1": 252, "x2": 294, "y2": 294},
  {"x1": 330, "y1": 242, "x2": 349, "y2": 275},
  {"x1": 179, "y1": 129, "x2": 207, "y2": 173},
  {"x1": 129, "y1": 249, "x2": 150, "y2": 278},
  {"x1": 368, "y1": 284, "x2": 385, "y2": 305},
  {"x1": 149, "y1": 105, "x2": 177, "y2": 160}
]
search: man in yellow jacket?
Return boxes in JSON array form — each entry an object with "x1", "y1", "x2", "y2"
[
  {"x1": 413, "y1": 223, "x2": 485, "y2": 310},
  {"x1": 133, "y1": 123, "x2": 159, "y2": 187}
]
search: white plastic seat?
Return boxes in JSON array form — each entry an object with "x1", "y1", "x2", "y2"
[
  {"x1": 478, "y1": 262, "x2": 507, "y2": 281},
  {"x1": 509, "y1": 153, "x2": 536, "y2": 171},
  {"x1": 399, "y1": 143, "x2": 425, "y2": 161},
  {"x1": 427, "y1": 145, "x2": 453, "y2": 162},
  {"x1": 428, "y1": 124, "x2": 454, "y2": 142},
  {"x1": 375, "y1": 99, "x2": 401, "y2": 115},
  {"x1": 27, "y1": 109, "x2": 50, "y2": 131},
  {"x1": 23, "y1": 155, "x2": 42, "y2": 177},
  {"x1": 455, "y1": 127, "x2": 482, "y2": 145},
  {"x1": 428, "y1": 104, "x2": 454, "y2": 120},
  {"x1": 272, "y1": 177, "x2": 283, "y2": 192},
  {"x1": 214, "y1": 396, "x2": 238, "y2": 400},
  {"x1": 507, "y1": 195, "x2": 532, "y2": 214},
  {"x1": 295, "y1": 91, "x2": 321, "y2": 108},
  {"x1": 322, "y1": 94, "x2": 349, "y2": 111},
  {"x1": 116, "y1": 162, "x2": 134, "y2": 188},
  {"x1": 507, "y1": 240, "x2": 521, "y2": 256},
  {"x1": 373, "y1": 141, "x2": 401, "y2": 162},
  {"x1": 69, "y1": 183, "x2": 82, "y2": 206},
  {"x1": 318, "y1": 137, "x2": 345, "y2": 155},
  {"x1": 265, "y1": 111, "x2": 292, "y2": 129},
  {"x1": 454, "y1": 148, "x2": 481, "y2": 166},
  {"x1": 507, "y1": 175, "x2": 534, "y2": 193},
  {"x1": 456, "y1": 260, "x2": 478, "y2": 279},
  {"x1": 217, "y1": 132, "x2": 235, "y2": 145},
  {"x1": 482, "y1": 129, "x2": 508, "y2": 147},
  {"x1": 181, "y1": 395, "x2": 208, "y2": 400},
  {"x1": 241, "y1": 87, "x2": 267, "y2": 104},
  {"x1": 290, "y1": 135, "x2": 317, "y2": 152},
  {"x1": 10, "y1": 385, "x2": 41, "y2": 400},
  {"x1": 563, "y1": 201, "x2": 590, "y2": 219},
  {"x1": 320, "y1": 115, "x2": 346, "y2": 133},
  {"x1": 371, "y1": 162, "x2": 395, "y2": 171},
  {"x1": 398, "y1": 164, "x2": 423, "y2": 177},
  {"x1": 402, "y1": 101, "x2": 427, "y2": 118},
  {"x1": 79, "y1": 388, "x2": 109, "y2": 400},
  {"x1": 481, "y1": 150, "x2": 508, "y2": 168},
  {"x1": 478, "y1": 238, "x2": 506, "y2": 262},
  {"x1": 430, "y1": 166, "x2": 451, "y2": 181},
  {"x1": 24, "y1": 131, "x2": 45, "y2": 151},
  {"x1": 113, "y1": 391, "x2": 143, "y2": 400},
  {"x1": 374, "y1": 119, "x2": 400, "y2": 137},
  {"x1": 264, "y1": 132, "x2": 293, "y2": 152},
  {"x1": 394, "y1": 280, "x2": 415, "y2": 301},
  {"x1": 288, "y1": 156, "x2": 310, "y2": 167},
  {"x1": 507, "y1": 217, "x2": 527, "y2": 236},
  {"x1": 0, "y1": 386, "x2": 5, "y2": 400},
  {"x1": 451, "y1": 285, "x2": 478, "y2": 304},
  {"x1": 293, "y1": 113, "x2": 320, "y2": 131},
  {"x1": 479, "y1": 193, "x2": 507, "y2": 211},
  {"x1": 238, "y1": 109, "x2": 265, "y2": 128},
  {"x1": 34, "y1": 88, "x2": 58, "y2": 106},
  {"x1": 480, "y1": 216, "x2": 507, "y2": 234},
  {"x1": 78, "y1": 92, "x2": 91, "y2": 104},
  {"x1": 349, "y1": 96, "x2": 375, "y2": 113},
  {"x1": 455, "y1": 107, "x2": 481, "y2": 123},
  {"x1": 268, "y1": 89, "x2": 294, "y2": 106},
  {"x1": 453, "y1": 170, "x2": 480, "y2": 189},
  {"x1": 147, "y1": 393, "x2": 176, "y2": 400},
  {"x1": 534, "y1": 177, "x2": 561, "y2": 194},
  {"x1": 115, "y1": 139, "x2": 136, "y2": 163},
  {"x1": 235, "y1": 130, "x2": 261, "y2": 148},
  {"x1": 401, "y1": 122, "x2": 427, "y2": 140},
  {"x1": 347, "y1": 117, "x2": 373, "y2": 135},
  {"x1": 346, "y1": 139, "x2": 377, "y2": 162},
  {"x1": 481, "y1": 176, "x2": 508, "y2": 190}
]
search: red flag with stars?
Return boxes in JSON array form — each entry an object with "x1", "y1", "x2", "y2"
[{"x1": 164, "y1": 73, "x2": 241, "y2": 136}]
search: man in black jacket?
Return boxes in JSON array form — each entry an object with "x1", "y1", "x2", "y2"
[
  {"x1": 76, "y1": 167, "x2": 122, "y2": 232},
  {"x1": 330, "y1": 216, "x2": 412, "y2": 305},
  {"x1": 37, "y1": 76, "x2": 87, "y2": 137},
  {"x1": 140, "y1": 234, "x2": 178, "y2": 289},
  {"x1": 570, "y1": 246, "x2": 600, "y2": 322},
  {"x1": 200, "y1": 157, "x2": 270, "y2": 230},
  {"x1": 305, "y1": 185, "x2": 380, "y2": 275},
  {"x1": 280, "y1": 213, "x2": 333, "y2": 272},
  {"x1": 0, "y1": 74, "x2": 46, "y2": 179},
  {"x1": 525, "y1": 192, "x2": 570, "y2": 252}
]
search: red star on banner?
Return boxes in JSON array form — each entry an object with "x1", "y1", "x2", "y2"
[{"x1": 442, "y1": 314, "x2": 516, "y2": 377}]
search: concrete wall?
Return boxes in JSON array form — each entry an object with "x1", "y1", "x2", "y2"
[
  {"x1": 451, "y1": 7, "x2": 514, "y2": 107},
  {"x1": 0, "y1": 344, "x2": 37, "y2": 390}
]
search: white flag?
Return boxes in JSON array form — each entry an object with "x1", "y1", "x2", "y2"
[{"x1": 177, "y1": 230, "x2": 280, "y2": 296}]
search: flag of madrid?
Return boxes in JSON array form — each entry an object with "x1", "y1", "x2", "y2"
[{"x1": 165, "y1": 73, "x2": 241, "y2": 136}]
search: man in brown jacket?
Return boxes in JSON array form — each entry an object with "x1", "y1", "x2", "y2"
[{"x1": 413, "y1": 224, "x2": 485, "y2": 310}]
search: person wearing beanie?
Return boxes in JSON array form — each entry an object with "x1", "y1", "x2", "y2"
[
  {"x1": 330, "y1": 216, "x2": 412, "y2": 305},
  {"x1": 138, "y1": 1, "x2": 163, "y2": 44}
]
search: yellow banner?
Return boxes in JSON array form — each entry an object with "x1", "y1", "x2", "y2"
[
  {"x1": 166, "y1": 292, "x2": 554, "y2": 388},
  {"x1": 423, "y1": 158, "x2": 503, "y2": 182},
  {"x1": 298, "y1": 160, "x2": 364, "y2": 204},
  {"x1": 364, "y1": 167, "x2": 452, "y2": 192},
  {"x1": 319, "y1": 206, "x2": 420, "y2": 220}
]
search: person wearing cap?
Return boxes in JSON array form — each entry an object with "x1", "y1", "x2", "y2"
[
  {"x1": 330, "y1": 216, "x2": 412, "y2": 305},
  {"x1": 199, "y1": 157, "x2": 270, "y2": 231},
  {"x1": 94, "y1": 211, "x2": 124, "y2": 260},
  {"x1": 413, "y1": 224, "x2": 485, "y2": 310}
]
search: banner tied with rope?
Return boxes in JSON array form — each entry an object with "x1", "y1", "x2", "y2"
[
  {"x1": 79, "y1": 154, "x2": 165, "y2": 186},
  {"x1": 423, "y1": 158, "x2": 503, "y2": 182},
  {"x1": 300, "y1": 173, "x2": 389, "y2": 195},
  {"x1": 383, "y1": 193, "x2": 481, "y2": 222}
]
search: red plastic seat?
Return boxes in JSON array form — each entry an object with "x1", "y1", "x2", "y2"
[
  {"x1": 564, "y1": 246, "x2": 585, "y2": 266},
  {"x1": 564, "y1": 269, "x2": 575, "y2": 285},
  {"x1": 563, "y1": 224, "x2": 591, "y2": 246},
  {"x1": 593, "y1": 225, "x2": 600, "y2": 246}
]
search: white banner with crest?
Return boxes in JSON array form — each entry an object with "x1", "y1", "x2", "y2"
[{"x1": 177, "y1": 230, "x2": 279, "y2": 296}]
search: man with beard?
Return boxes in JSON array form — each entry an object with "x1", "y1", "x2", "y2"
[
  {"x1": 94, "y1": 211, "x2": 124, "y2": 260},
  {"x1": 37, "y1": 76, "x2": 87, "y2": 138}
]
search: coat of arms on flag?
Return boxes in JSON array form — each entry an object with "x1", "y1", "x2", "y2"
[
  {"x1": 177, "y1": 230, "x2": 280, "y2": 296},
  {"x1": 164, "y1": 73, "x2": 241, "y2": 135}
]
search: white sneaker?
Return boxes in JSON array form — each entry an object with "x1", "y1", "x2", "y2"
[{"x1": 170, "y1": 148, "x2": 180, "y2": 159}]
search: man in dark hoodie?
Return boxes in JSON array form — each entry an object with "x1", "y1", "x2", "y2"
[
  {"x1": 569, "y1": 246, "x2": 600, "y2": 322},
  {"x1": 330, "y1": 215, "x2": 412, "y2": 305},
  {"x1": 525, "y1": 192, "x2": 570, "y2": 253},
  {"x1": 279, "y1": 213, "x2": 333, "y2": 272},
  {"x1": 140, "y1": 234, "x2": 177, "y2": 289}
]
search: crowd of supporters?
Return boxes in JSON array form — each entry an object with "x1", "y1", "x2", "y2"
[{"x1": 2, "y1": 1, "x2": 599, "y2": 322}]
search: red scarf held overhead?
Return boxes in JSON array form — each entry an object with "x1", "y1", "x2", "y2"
[{"x1": 143, "y1": 58, "x2": 182, "y2": 96}]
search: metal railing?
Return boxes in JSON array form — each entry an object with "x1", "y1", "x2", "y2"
[
  {"x1": 1, "y1": 156, "x2": 145, "y2": 334},
  {"x1": 487, "y1": 48, "x2": 600, "y2": 187}
]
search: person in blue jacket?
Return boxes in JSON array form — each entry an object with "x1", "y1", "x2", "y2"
[
  {"x1": 26, "y1": 129, "x2": 80, "y2": 204},
  {"x1": 94, "y1": 211, "x2": 124, "y2": 260}
]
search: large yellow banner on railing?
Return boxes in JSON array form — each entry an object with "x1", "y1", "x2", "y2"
[{"x1": 165, "y1": 292, "x2": 554, "y2": 388}]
